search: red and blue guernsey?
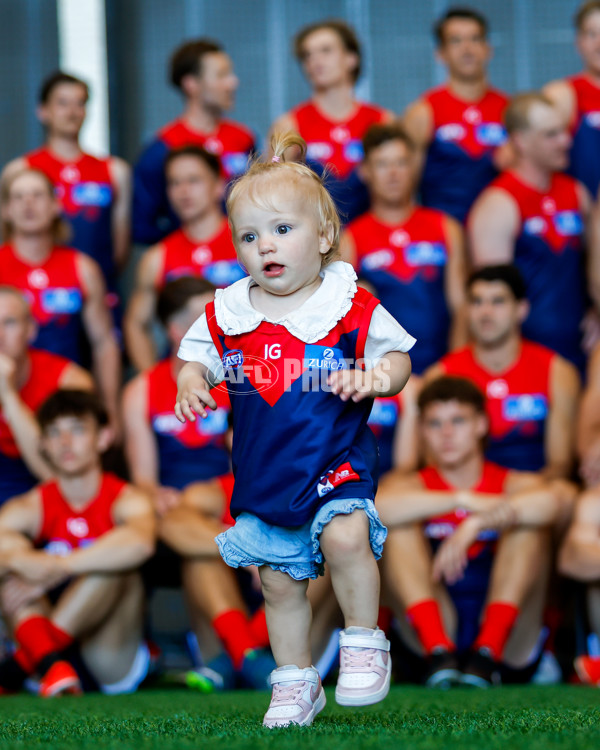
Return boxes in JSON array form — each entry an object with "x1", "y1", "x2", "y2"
[
  {"x1": 567, "y1": 74, "x2": 600, "y2": 199},
  {"x1": 368, "y1": 394, "x2": 402, "y2": 476},
  {"x1": 347, "y1": 208, "x2": 451, "y2": 373},
  {"x1": 0, "y1": 349, "x2": 70, "y2": 505},
  {"x1": 133, "y1": 118, "x2": 256, "y2": 245},
  {"x1": 147, "y1": 359, "x2": 230, "y2": 489},
  {"x1": 157, "y1": 221, "x2": 244, "y2": 289},
  {"x1": 489, "y1": 170, "x2": 586, "y2": 370},
  {"x1": 420, "y1": 86, "x2": 508, "y2": 223},
  {"x1": 25, "y1": 148, "x2": 117, "y2": 293},
  {"x1": 439, "y1": 342, "x2": 555, "y2": 472},
  {"x1": 203, "y1": 287, "x2": 381, "y2": 526},
  {"x1": 0, "y1": 245, "x2": 86, "y2": 363},
  {"x1": 35, "y1": 472, "x2": 126, "y2": 555}
]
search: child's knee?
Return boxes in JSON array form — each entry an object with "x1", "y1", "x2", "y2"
[
  {"x1": 259, "y1": 567, "x2": 308, "y2": 606},
  {"x1": 320, "y1": 511, "x2": 371, "y2": 563}
]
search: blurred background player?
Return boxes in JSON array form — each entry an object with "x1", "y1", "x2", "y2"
[
  {"x1": 0, "y1": 169, "x2": 121, "y2": 436},
  {"x1": 403, "y1": 7, "x2": 510, "y2": 224},
  {"x1": 425, "y1": 266, "x2": 580, "y2": 479},
  {"x1": 0, "y1": 390, "x2": 154, "y2": 696},
  {"x1": 340, "y1": 124, "x2": 467, "y2": 374},
  {"x1": 0, "y1": 286, "x2": 93, "y2": 505},
  {"x1": 133, "y1": 38, "x2": 255, "y2": 245},
  {"x1": 125, "y1": 146, "x2": 242, "y2": 371},
  {"x1": 468, "y1": 92, "x2": 595, "y2": 372},
  {"x1": 378, "y1": 376, "x2": 563, "y2": 687},
  {"x1": 270, "y1": 19, "x2": 393, "y2": 223},
  {"x1": 1, "y1": 71, "x2": 131, "y2": 311}
]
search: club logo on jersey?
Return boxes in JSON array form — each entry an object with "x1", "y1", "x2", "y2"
[
  {"x1": 487, "y1": 379, "x2": 509, "y2": 399},
  {"x1": 222, "y1": 349, "x2": 244, "y2": 369},
  {"x1": 361, "y1": 249, "x2": 395, "y2": 271},
  {"x1": 202, "y1": 261, "x2": 246, "y2": 287},
  {"x1": 317, "y1": 461, "x2": 360, "y2": 497},
  {"x1": 343, "y1": 139, "x2": 364, "y2": 163},
  {"x1": 204, "y1": 137, "x2": 224, "y2": 155},
  {"x1": 330, "y1": 125, "x2": 351, "y2": 143},
  {"x1": 436, "y1": 124, "x2": 466, "y2": 142},
  {"x1": 67, "y1": 517, "x2": 90, "y2": 539},
  {"x1": 222, "y1": 152, "x2": 250, "y2": 177},
  {"x1": 389, "y1": 230, "x2": 409, "y2": 248},
  {"x1": 404, "y1": 242, "x2": 447, "y2": 267},
  {"x1": 72, "y1": 182, "x2": 112, "y2": 207},
  {"x1": 304, "y1": 345, "x2": 348, "y2": 371},
  {"x1": 475, "y1": 123, "x2": 506, "y2": 146},
  {"x1": 60, "y1": 165, "x2": 80, "y2": 183},
  {"x1": 306, "y1": 142, "x2": 334, "y2": 162},
  {"x1": 464, "y1": 107, "x2": 482, "y2": 125},
  {"x1": 28, "y1": 269, "x2": 49, "y2": 289},
  {"x1": 542, "y1": 197, "x2": 556, "y2": 214},
  {"x1": 585, "y1": 111, "x2": 600, "y2": 128},
  {"x1": 523, "y1": 217, "x2": 548, "y2": 236},
  {"x1": 502, "y1": 394, "x2": 548, "y2": 421},
  {"x1": 40, "y1": 288, "x2": 83, "y2": 314},
  {"x1": 553, "y1": 210, "x2": 583, "y2": 237}
]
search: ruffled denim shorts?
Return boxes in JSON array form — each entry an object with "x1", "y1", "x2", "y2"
[{"x1": 215, "y1": 497, "x2": 387, "y2": 580}]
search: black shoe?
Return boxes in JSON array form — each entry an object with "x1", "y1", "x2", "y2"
[
  {"x1": 460, "y1": 648, "x2": 501, "y2": 688},
  {"x1": 424, "y1": 649, "x2": 461, "y2": 689}
]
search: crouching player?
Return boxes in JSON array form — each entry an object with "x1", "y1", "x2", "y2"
[
  {"x1": 0, "y1": 390, "x2": 155, "y2": 696},
  {"x1": 378, "y1": 377, "x2": 566, "y2": 687}
]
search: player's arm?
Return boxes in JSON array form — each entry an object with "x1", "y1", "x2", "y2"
[
  {"x1": 0, "y1": 490, "x2": 41, "y2": 574},
  {"x1": 108, "y1": 156, "x2": 132, "y2": 271},
  {"x1": 578, "y1": 344, "x2": 600, "y2": 486},
  {"x1": 544, "y1": 355, "x2": 581, "y2": 480},
  {"x1": 442, "y1": 215, "x2": 469, "y2": 350},
  {"x1": 559, "y1": 489, "x2": 600, "y2": 580},
  {"x1": 468, "y1": 188, "x2": 520, "y2": 268},
  {"x1": 77, "y1": 254, "x2": 122, "y2": 439},
  {"x1": 391, "y1": 375, "x2": 421, "y2": 473},
  {"x1": 123, "y1": 246, "x2": 163, "y2": 372},
  {"x1": 585, "y1": 188, "x2": 600, "y2": 318},
  {"x1": 339, "y1": 229, "x2": 358, "y2": 267},
  {"x1": 159, "y1": 479, "x2": 225, "y2": 557},
  {"x1": 57, "y1": 361, "x2": 95, "y2": 390},
  {"x1": 401, "y1": 99, "x2": 433, "y2": 177}
]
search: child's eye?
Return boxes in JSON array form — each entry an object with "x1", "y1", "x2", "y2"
[
  {"x1": 241, "y1": 232, "x2": 256, "y2": 243},
  {"x1": 276, "y1": 225, "x2": 291, "y2": 235}
]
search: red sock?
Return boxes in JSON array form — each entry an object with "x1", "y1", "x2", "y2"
[
  {"x1": 474, "y1": 602, "x2": 520, "y2": 660},
  {"x1": 13, "y1": 648, "x2": 34, "y2": 675},
  {"x1": 248, "y1": 609, "x2": 270, "y2": 648},
  {"x1": 48, "y1": 622, "x2": 74, "y2": 652},
  {"x1": 15, "y1": 616, "x2": 62, "y2": 667},
  {"x1": 406, "y1": 599, "x2": 455, "y2": 655},
  {"x1": 377, "y1": 606, "x2": 393, "y2": 634},
  {"x1": 212, "y1": 610, "x2": 260, "y2": 669}
]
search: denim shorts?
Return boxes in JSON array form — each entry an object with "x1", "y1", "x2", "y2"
[{"x1": 215, "y1": 497, "x2": 387, "y2": 580}]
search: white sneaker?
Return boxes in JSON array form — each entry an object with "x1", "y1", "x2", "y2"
[
  {"x1": 335, "y1": 627, "x2": 392, "y2": 706},
  {"x1": 263, "y1": 665, "x2": 326, "y2": 728}
]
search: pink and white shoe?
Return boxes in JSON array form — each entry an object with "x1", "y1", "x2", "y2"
[
  {"x1": 335, "y1": 627, "x2": 392, "y2": 706},
  {"x1": 263, "y1": 665, "x2": 326, "y2": 728}
]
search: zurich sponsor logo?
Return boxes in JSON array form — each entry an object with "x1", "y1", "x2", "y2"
[
  {"x1": 40, "y1": 288, "x2": 82, "y2": 314},
  {"x1": 475, "y1": 123, "x2": 507, "y2": 146},
  {"x1": 436, "y1": 123, "x2": 466, "y2": 142},
  {"x1": 153, "y1": 413, "x2": 184, "y2": 434},
  {"x1": 222, "y1": 152, "x2": 249, "y2": 177},
  {"x1": 304, "y1": 345, "x2": 348, "y2": 371},
  {"x1": 553, "y1": 210, "x2": 583, "y2": 237},
  {"x1": 45, "y1": 540, "x2": 72, "y2": 556},
  {"x1": 203, "y1": 260, "x2": 245, "y2": 286},
  {"x1": 343, "y1": 139, "x2": 364, "y2": 163},
  {"x1": 223, "y1": 349, "x2": 244, "y2": 369},
  {"x1": 306, "y1": 142, "x2": 334, "y2": 161},
  {"x1": 585, "y1": 111, "x2": 600, "y2": 128},
  {"x1": 405, "y1": 242, "x2": 447, "y2": 267},
  {"x1": 361, "y1": 249, "x2": 394, "y2": 270},
  {"x1": 72, "y1": 182, "x2": 112, "y2": 207},
  {"x1": 198, "y1": 408, "x2": 228, "y2": 436},
  {"x1": 523, "y1": 216, "x2": 547, "y2": 236},
  {"x1": 502, "y1": 394, "x2": 548, "y2": 421}
]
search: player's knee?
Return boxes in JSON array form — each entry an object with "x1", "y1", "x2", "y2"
[{"x1": 320, "y1": 511, "x2": 371, "y2": 564}]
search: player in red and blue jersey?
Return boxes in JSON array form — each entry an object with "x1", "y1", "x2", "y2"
[
  {"x1": 133, "y1": 39, "x2": 255, "y2": 245},
  {"x1": 341, "y1": 124, "x2": 468, "y2": 374},
  {"x1": 1, "y1": 72, "x2": 131, "y2": 307},
  {"x1": 269, "y1": 20, "x2": 393, "y2": 224},
  {"x1": 426, "y1": 266, "x2": 580, "y2": 478},
  {"x1": 125, "y1": 146, "x2": 242, "y2": 372},
  {"x1": 377, "y1": 377, "x2": 566, "y2": 687},
  {"x1": 0, "y1": 390, "x2": 155, "y2": 696},
  {"x1": 544, "y1": 2, "x2": 600, "y2": 199},
  {"x1": 469, "y1": 92, "x2": 596, "y2": 372},
  {"x1": 403, "y1": 8, "x2": 511, "y2": 223}
]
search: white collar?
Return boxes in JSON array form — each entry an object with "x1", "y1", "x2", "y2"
[{"x1": 213, "y1": 261, "x2": 359, "y2": 343}]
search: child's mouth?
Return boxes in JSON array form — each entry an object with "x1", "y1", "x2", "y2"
[{"x1": 264, "y1": 263, "x2": 285, "y2": 277}]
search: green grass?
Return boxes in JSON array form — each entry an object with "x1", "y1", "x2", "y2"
[{"x1": 0, "y1": 686, "x2": 600, "y2": 750}]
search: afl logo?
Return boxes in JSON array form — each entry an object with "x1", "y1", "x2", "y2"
[
  {"x1": 192, "y1": 246, "x2": 212, "y2": 265},
  {"x1": 60, "y1": 165, "x2": 80, "y2": 184},
  {"x1": 487, "y1": 379, "x2": 509, "y2": 399},
  {"x1": 464, "y1": 107, "x2": 482, "y2": 125},
  {"x1": 330, "y1": 125, "x2": 350, "y2": 143},
  {"x1": 67, "y1": 517, "x2": 89, "y2": 539},
  {"x1": 389, "y1": 229, "x2": 409, "y2": 247},
  {"x1": 542, "y1": 197, "x2": 556, "y2": 215},
  {"x1": 28, "y1": 269, "x2": 49, "y2": 289}
]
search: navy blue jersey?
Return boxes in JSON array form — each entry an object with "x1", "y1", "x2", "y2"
[{"x1": 567, "y1": 74, "x2": 600, "y2": 199}]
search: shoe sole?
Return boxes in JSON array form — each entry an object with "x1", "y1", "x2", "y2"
[
  {"x1": 40, "y1": 677, "x2": 82, "y2": 698},
  {"x1": 263, "y1": 687, "x2": 326, "y2": 728},
  {"x1": 574, "y1": 658, "x2": 594, "y2": 686},
  {"x1": 425, "y1": 668, "x2": 462, "y2": 689},
  {"x1": 335, "y1": 668, "x2": 391, "y2": 707},
  {"x1": 459, "y1": 672, "x2": 494, "y2": 689}
]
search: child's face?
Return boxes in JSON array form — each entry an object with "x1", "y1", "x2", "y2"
[{"x1": 231, "y1": 179, "x2": 330, "y2": 298}]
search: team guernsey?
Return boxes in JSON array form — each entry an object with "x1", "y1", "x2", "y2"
[
  {"x1": 35, "y1": 472, "x2": 127, "y2": 555},
  {"x1": 146, "y1": 359, "x2": 230, "y2": 489},
  {"x1": 25, "y1": 147, "x2": 118, "y2": 294},
  {"x1": 347, "y1": 208, "x2": 452, "y2": 373},
  {"x1": 420, "y1": 86, "x2": 508, "y2": 223},
  {"x1": 0, "y1": 349, "x2": 70, "y2": 505},
  {"x1": 0, "y1": 245, "x2": 86, "y2": 363},
  {"x1": 567, "y1": 74, "x2": 600, "y2": 199},
  {"x1": 133, "y1": 117, "x2": 256, "y2": 245},
  {"x1": 439, "y1": 342, "x2": 555, "y2": 472},
  {"x1": 489, "y1": 170, "x2": 586, "y2": 369},
  {"x1": 157, "y1": 221, "x2": 244, "y2": 289},
  {"x1": 367, "y1": 394, "x2": 402, "y2": 476}
]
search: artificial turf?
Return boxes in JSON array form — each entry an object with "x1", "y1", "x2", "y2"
[{"x1": 0, "y1": 685, "x2": 600, "y2": 750}]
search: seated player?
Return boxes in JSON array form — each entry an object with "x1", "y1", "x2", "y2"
[
  {"x1": 0, "y1": 286, "x2": 93, "y2": 504},
  {"x1": 0, "y1": 390, "x2": 155, "y2": 696},
  {"x1": 133, "y1": 38, "x2": 255, "y2": 244},
  {"x1": 340, "y1": 124, "x2": 468, "y2": 374},
  {"x1": 0, "y1": 168, "x2": 121, "y2": 435},
  {"x1": 425, "y1": 265, "x2": 580, "y2": 478},
  {"x1": 125, "y1": 146, "x2": 243, "y2": 371},
  {"x1": 378, "y1": 377, "x2": 566, "y2": 687},
  {"x1": 578, "y1": 342, "x2": 600, "y2": 486}
]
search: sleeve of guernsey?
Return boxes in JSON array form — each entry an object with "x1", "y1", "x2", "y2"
[
  {"x1": 363, "y1": 304, "x2": 417, "y2": 369},
  {"x1": 177, "y1": 313, "x2": 224, "y2": 384},
  {"x1": 132, "y1": 138, "x2": 175, "y2": 245}
]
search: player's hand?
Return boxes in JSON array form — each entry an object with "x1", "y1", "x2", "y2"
[
  {"x1": 328, "y1": 369, "x2": 373, "y2": 403},
  {"x1": 457, "y1": 490, "x2": 503, "y2": 514},
  {"x1": 0, "y1": 352, "x2": 17, "y2": 402},
  {"x1": 8, "y1": 550, "x2": 69, "y2": 588},
  {"x1": 153, "y1": 486, "x2": 181, "y2": 517},
  {"x1": 580, "y1": 438, "x2": 600, "y2": 487},
  {"x1": 0, "y1": 576, "x2": 47, "y2": 617},
  {"x1": 432, "y1": 516, "x2": 481, "y2": 586}
]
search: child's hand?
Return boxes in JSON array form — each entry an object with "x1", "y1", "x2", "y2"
[
  {"x1": 175, "y1": 363, "x2": 217, "y2": 422},
  {"x1": 328, "y1": 369, "x2": 374, "y2": 402}
]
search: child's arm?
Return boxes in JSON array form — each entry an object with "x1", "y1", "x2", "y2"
[
  {"x1": 328, "y1": 351, "x2": 411, "y2": 402},
  {"x1": 175, "y1": 362, "x2": 218, "y2": 422}
]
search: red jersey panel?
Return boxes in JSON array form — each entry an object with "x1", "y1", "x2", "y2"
[
  {"x1": 217, "y1": 473, "x2": 235, "y2": 526},
  {"x1": 37, "y1": 472, "x2": 127, "y2": 554},
  {"x1": 157, "y1": 221, "x2": 243, "y2": 289},
  {"x1": 567, "y1": 74, "x2": 600, "y2": 197},
  {"x1": 292, "y1": 101, "x2": 387, "y2": 178}
]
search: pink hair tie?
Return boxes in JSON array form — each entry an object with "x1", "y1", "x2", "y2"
[{"x1": 272, "y1": 155, "x2": 281, "y2": 162}]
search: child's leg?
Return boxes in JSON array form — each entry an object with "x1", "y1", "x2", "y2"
[{"x1": 259, "y1": 567, "x2": 311, "y2": 668}]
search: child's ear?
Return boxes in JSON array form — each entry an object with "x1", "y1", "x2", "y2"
[{"x1": 319, "y1": 223, "x2": 335, "y2": 255}]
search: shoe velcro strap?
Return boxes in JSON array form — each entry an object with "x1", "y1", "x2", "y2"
[
  {"x1": 269, "y1": 667, "x2": 319, "y2": 686},
  {"x1": 339, "y1": 633, "x2": 391, "y2": 651}
]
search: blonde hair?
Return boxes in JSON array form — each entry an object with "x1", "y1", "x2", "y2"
[
  {"x1": 504, "y1": 91, "x2": 555, "y2": 135},
  {"x1": 226, "y1": 132, "x2": 341, "y2": 267}
]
